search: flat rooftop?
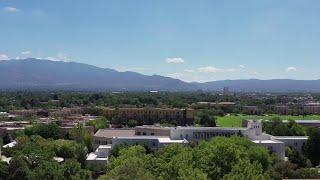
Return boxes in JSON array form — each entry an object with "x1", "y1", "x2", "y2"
[
  {"x1": 113, "y1": 136, "x2": 187, "y2": 144},
  {"x1": 172, "y1": 126, "x2": 247, "y2": 131},
  {"x1": 113, "y1": 136, "x2": 170, "y2": 140},
  {"x1": 273, "y1": 136, "x2": 308, "y2": 140},
  {"x1": 252, "y1": 139, "x2": 284, "y2": 144},
  {"x1": 94, "y1": 129, "x2": 136, "y2": 138},
  {"x1": 295, "y1": 120, "x2": 320, "y2": 124}
]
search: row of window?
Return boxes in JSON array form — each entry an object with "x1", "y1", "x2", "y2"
[{"x1": 191, "y1": 132, "x2": 236, "y2": 139}]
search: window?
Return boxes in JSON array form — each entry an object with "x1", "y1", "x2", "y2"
[
  {"x1": 151, "y1": 133, "x2": 155, "y2": 136},
  {"x1": 143, "y1": 132, "x2": 147, "y2": 135},
  {"x1": 137, "y1": 132, "x2": 141, "y2": 135},
  {"x1": 152, "y1": 142, "x2": 156, "y2": 147}
]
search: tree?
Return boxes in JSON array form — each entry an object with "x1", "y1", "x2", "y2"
[
  {"x1": 63, "y1": 160, "x2": 91, "y2": 180},
  {"x1": 127, "y1": 119, "x2": 138, "y2": 127},
  {"x1": 0, "y1": 161, "x2": 9, "y2": 180},
  {"x1": 286, "y1": 147, "x2": 312, "y2": 168},
  {"x1": 223, "y1": 160, "x2": 268, "y2": 180},
  {"x1": 8, "y1": 156, "x2": 31, "y2": 180},
  {"x1": 292, "y1": 168, "x2": 320, "y2": 179},
  {"x1": 199, "y1": 113, "x2": 216, "y2": 127},
  {"x1": 271, "y1": 160, "x2": 297, "y2": 179},
  {"x1": 28, "y1": 161, "x2": 64, "y2": 180},
  {"x1": 24, "y1": 122, "x2": 62, "y2": 139},
  {"x1": 102, "y1": 145, "x2": 155, "y2": 180},
  {"x1": 87, "y1": 117, "x2": 109, "y2": 130},
  {"x1": 153, "y1": 144, "x2": 207, "y2": 180},
  {"x1": 304, "y1": 127, "x2": 320, "y2": 166},
  {"x1": 3, "y1": 132, "x2": 13, "y2": 145},
  {"x1": 69, "y1": 124, "x2": 93, "y2": 151}
]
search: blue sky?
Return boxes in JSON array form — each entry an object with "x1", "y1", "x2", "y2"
[{"x1": 0, "y1": 0, "x2": 320, "y2": 82}]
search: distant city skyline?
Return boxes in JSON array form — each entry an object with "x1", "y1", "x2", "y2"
[{"x1": 0, "y1": 0, "x2": 320, "y2": 82}]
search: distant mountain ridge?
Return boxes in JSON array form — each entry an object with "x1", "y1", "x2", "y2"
[
  {"x1": 0, "y1": 59, "x2": 194, "y2": 91},
  {"x1": 0, "y1": 59, "x2": 319, "y2": 92}
]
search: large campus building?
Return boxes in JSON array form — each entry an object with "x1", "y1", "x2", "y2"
[
  {"x1": 90, "y1": 120, "x2": 308, "y2": 162},
  {"x1": 102, "y1": 108, "x2": 194, "y2": 125}
]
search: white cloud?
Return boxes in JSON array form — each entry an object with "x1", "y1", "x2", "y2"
[
  {"x1": 253, "y1": 71, "x2": 259, "y2": 75},
  {"x1": 239, "y1": 65, "x2": 245, "y2": 69},
  {"x1": 45, "y1": 53, "x2": 69, "y2": 62},
  {"x1": 21, "y1": 51, "x2": 31, "y2": 55},
  {"x1": 226, "y1": 68, "x2": 237, "y2": 72},
  {"x1": 0, "y1": 54, "x2": 9, "y2": 61},
  {"x1": 184, "y1": 69, "x2": 195, "y2": 73},
  {"x1": 286, "y1": 66, "x2": 298, "y2": 72},
  {"x1": 165, "y1": 57, "x2": 184, "y2": 64},
  {"x1": 197, "y1": 66, "x2": 224, "y2": 73},
  {"x1": 3, "y1": 6, "x2": 20, "y2": 13}
]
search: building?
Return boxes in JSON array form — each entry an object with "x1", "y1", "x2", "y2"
[
  {"x1": 102, "y1": 108, "x2": 194, "y2": 125},
  {"x1": 273, "y1": 105, "x2": 290, "y2": 115},
  {"x1": 294, "y1": 120, "x2": 320, "y2": 128},
  {"x1": 170, "y1": 120, "x2": 263, "y2": 141},
  {"x1": 252, "y1": 140, "x2": 285, "y2": 159},
  {"x1": 135, "y1": 125, "x2": 171, "y2": 136},
  {"x1": 242, "y1": 106, "x2": 259, "y2": 115},
  {"x1": 86, "y1": 145, "x2": 112, "y2": 165},
  {"x1": 112, "y1": 136, "x2": 187, "y2": 150},
  {"x1": 272, "y1": 136, "x2": 308, "y2": 152},
  {"x1": 303, "y1": 105, "x2": 320, "y2": 114},
  {"x1": 93, "y1": 129, "x2": 135, "y2": 149}
]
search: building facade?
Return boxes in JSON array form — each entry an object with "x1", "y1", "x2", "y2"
[{"x1": 102, "y1": 108, "x2": 194, "y2": 125}]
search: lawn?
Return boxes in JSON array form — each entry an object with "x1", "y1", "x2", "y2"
[{"x1": 216, "y1": 114, "x2": 320, "y2": 127}]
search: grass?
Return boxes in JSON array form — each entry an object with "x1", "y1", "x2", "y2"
[{"x1": 217, "y1": 114, "x2": 320, "y2": 127}]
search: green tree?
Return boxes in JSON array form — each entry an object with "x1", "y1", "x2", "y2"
[
  {"x1": 127, "y1": 119, "x2": 138, "y2": 127},
  {"x1": 69, "y1": 124, "x2": 93, "y2": 151},
  {"x1": 28, "y1": 161, "x2": 64, "y2": 180},
  {"x1": 102, "y1": 145, "x2": 155, "y2": 180},
  {"x1": 304, "y1": 127, "x2": 320, "y2": 166},
  {"x1": 0, "y1": 161, "x2": 9, "y2": 180},
  {"x1": 153, "y1": 144, "x2": 207, "y2": 180},
  {"x1": 87, "y1": 117, "x2": 109, "y2": 130},
  {"x1": 63, "y1": 160, "x2": 91, "y2": 180},
  {"x1": 8, "y1": 156, "x2": 31, "y2": 180},
  {"x1": 223, "y1": 160, "x2": 268, "y2": 180}
]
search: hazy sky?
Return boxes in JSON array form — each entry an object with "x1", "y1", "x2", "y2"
[{"x1": 1, "y1": 0, "x2": 320, "y2": 82}]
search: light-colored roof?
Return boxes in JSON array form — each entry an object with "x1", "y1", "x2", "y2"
[
  {"x1": 113, "y1": 136, "x2": 187, "y2": 144},
  {"x1": 273, "y1": 136, "x2": 308, "y2": 140},
  {"x1": 136, "y1": 125, "x2": 171, "y2": 130},
  {"x1": 252, "y1": 139, "x2": 284, "y2": 144},
  {"x1": 113, "y1": 136, "x2": 168, "y2": 140},
  {"x1": 94, "y1": 129, "x2": 136, "y2": 138},
  {"x1": 0, "y1": 156, "x2": 12, "y2": 164},
  {"x1": 158, "y1": 137, "x2": 187, "y2": 144},
  {"x1": 172, "y1": 126, "x2": 247, "y2": 131},
  {"x1": 295, "y1": 120, "x2": 320, "y2": 124},
  {"x1": 53, "y1": 157, "x2": 64, "y2": 163},
  {"x1": 2, "y1": 141, "x2": 17, "y2": 148}
]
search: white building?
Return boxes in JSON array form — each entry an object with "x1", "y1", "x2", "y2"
[
  {"x1": 252, "y1": 139, "x2": 285, "y2": 159},
  {"x1": 112, "y1": 136, "x2": 187, "y2": 150},
  {"x1": 88, "y1": 120, "x2": 308, "y2": 162},
  {"x1": 272, "y1": 136, "x2": 308, "y2": 152},
  {"x1": 86, "y1": 145, "x2": 112, "y2": 165}
]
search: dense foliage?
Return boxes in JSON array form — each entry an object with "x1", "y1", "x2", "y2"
[
  {"x1": 0, "y1": 91, "x2": 317, "y2": 116},
  {"x1": 1, "y1": 135, "x2": 91, "y2": 180},
  {"x1": 262, "y1": 118, "x2": 306, "y2": 136},
  {"x1": 100, "y1": 137, "x2": 320, "y2": 180}
]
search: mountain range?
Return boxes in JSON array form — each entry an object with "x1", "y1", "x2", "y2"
[{"x1": 0, "y1": 58, "x2": 319, "y2": 92}]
